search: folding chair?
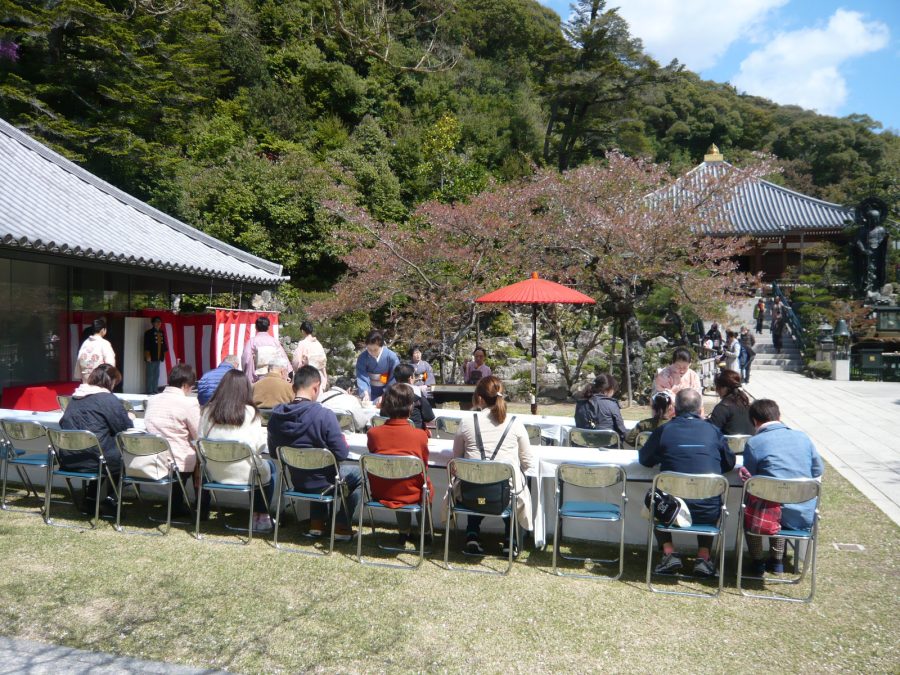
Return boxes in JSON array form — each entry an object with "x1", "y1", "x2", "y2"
[
  {"x1": 645, "y1": 471, "x2": 729, "y2": 598},
  {"x1": 724, "y1": 434, "x2": 751, "y2": 454},
  {"x1": 432, "y1": 417, "x2": 460, "y2": 440},
  {"x1": 371, "y1": 416, "x2": 414, "y2": 428},
  {"x1": 523, "y1": 423, "x2": 543, "y2": 446},
  {"x1": 258, "y1": 408, "x2": 274, "y2": 427},
  {"x1": 194, "y1": 439, "x2": 270, "y2": 544},
  {"x1": 56, "y1": 395, "x2": 71, "y2": 411},
  {"x1": 633, "y1": 430, "x2": 653, "y2": 450},
  {"x1": 357, "y1": 454, "x2": 432, "y2": 569},
  {"x1": 115, "y1": 432, "x2": 192, "y2": 535},
  {"x1": 1, "y1": 419, "x2": 50, "y2": 513},
  {"x1": 272, "y1": 446, "x2": 349, "y2": 555},
  {"x1": 45, "y1": 428, "x2": 120, "y2": 529},
  {"x1": 443, "y1": 458, "x2": 517, "y2": 576},
  {"x1": 569, "y1": 428, "x2": 621, "y2": 449},
  {"x1": 333, "y1": 411, "x2": 357, "y2": 433},
  {"x1": 736, "y1": 476, "x2": 821, "y2": 603},
  {"x1": 552, "y1": 463, "x2": 627, "y2": 580}
]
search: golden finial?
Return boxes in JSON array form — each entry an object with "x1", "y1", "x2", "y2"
[{"x1": 704, "y1": 143, "x2": 724, "y2": 163}]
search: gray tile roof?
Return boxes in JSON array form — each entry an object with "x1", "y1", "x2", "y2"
[
  {"x1": 0, "y1": 118, "x2": 286, "y2": 285},
  {"x1": 692, "y1": 161, "x2": 854, "y2": 236}
]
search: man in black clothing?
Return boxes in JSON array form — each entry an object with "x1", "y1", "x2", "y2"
[
  {"x1": 639, "y1": 389, "x2": 736, "y2": 577},
  {"x1": 143, "y1": 316, "x2": 168, "y2": 395}
]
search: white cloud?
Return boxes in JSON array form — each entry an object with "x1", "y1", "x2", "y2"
[
  {"x1": 613, "y1": 0, "x2": 787, "y2": 70},
  {"x1": 732, "y1": 9, "x2": 890, "y2": 115}
]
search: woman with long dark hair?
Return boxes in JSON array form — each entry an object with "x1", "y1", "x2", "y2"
[
  {"x1": 199, "y1": 369, "x2": 275, "y2": 532},
  {"x1": 708, "y1": 370, "x2": 754, "y2": 436},
  {"x1": 574, "y1": 373, "x2": 627, "y2": 443}
]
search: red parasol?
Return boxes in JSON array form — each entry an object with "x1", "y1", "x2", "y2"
[{"x1": 476, "y1": 273, "x2": 596, "y2": 413}]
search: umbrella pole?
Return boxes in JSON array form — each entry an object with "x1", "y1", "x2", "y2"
[{"x1": 531, "y1": 304, "x2": 538, "y2": 414}]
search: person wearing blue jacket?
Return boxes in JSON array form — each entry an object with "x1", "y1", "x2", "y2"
[
  {"x1": 267, "y1": 365, "x2": 361, "y2": 540},
  {"x1": 196, "y1": 355, "x2": 239, "y2": 406},
  {"x1": 355, "y1": 330, "x2": 400, "y2": 402},
  {"x1": 742, "y1": 398, "x2": 824, "y2": 575},
  {"x1": 640, "y1": 388, "x2": 736, "y2": 578}
]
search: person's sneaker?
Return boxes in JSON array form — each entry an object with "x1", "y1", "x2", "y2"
[
  {"x1": 654, "y1": 553, "x2": 683, "y2": 575},
  {"x1": 305, "y1": 519, "x2": 325, "y2": 538},
  {"x1": 501, "y1": 539, "x2": 520, "y2": 558},
  {"x1": 464, "y1": 535, "x2": 484, "y2": 555},
  {"x1": 749, "y1": 559, "x2": 767, "y2": 577},
  {"x1": 766, "y1": 558, "x2": 784, "y2": 574},
  {"x1": 334, "y1": 524, "x2": 356, "y2": 542},
  {"x1": 252, "y1": 513, "x2": 273, "y2": 533},
  {"x1": 395, "y1": 532, "x2": 410, "y2": 548},
  {"x1": 82, "y1": 496, "x2": 116, "y2": 517},
  {"x1": 693, "y1": 557, "x2": 718, "y2": 578}
]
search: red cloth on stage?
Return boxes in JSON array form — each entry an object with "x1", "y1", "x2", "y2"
[
  {"x1": 0, "y1": 381, "x2": 77, "y2": 411},
  {"x1": 366, "y1": 419, "x2": 433, "y2": 508}
]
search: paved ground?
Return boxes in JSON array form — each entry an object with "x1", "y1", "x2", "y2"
[
  {"x1": 744, "y1": 369, "x2": 900, "y2": 526},
  {"x1": 0, "y1": 637, "x2": 228, "y2": 675}
]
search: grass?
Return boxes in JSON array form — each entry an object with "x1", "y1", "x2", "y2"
[{"x1": 0, "y1": 462, "x2": 896, "y2": 674}]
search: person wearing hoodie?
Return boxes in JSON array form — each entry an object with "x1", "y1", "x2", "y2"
[
  {"x1": 267, "y1": 365, "x2": 361, "y2": 540},
  {"x1": 59, "y1": 364, "x2": 133, "y2": 514},
  {"x1": 573, "y1": 373, "x2": 627, "y2": 444}
]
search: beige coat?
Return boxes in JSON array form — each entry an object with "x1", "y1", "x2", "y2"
[
  {"x1": 141, "y1": 387, "x2": 201, "y2": 473},
  {"x1": 450, "y1": 411, "x2": 535, "y2": 530},
  {"x1": 198, "y1": 406, "x2": 271, "y2": 485}
]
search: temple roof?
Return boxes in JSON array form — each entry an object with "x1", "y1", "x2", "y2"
[{"x1": 0, "y1": 118, "x2": 286, "y2": 286}]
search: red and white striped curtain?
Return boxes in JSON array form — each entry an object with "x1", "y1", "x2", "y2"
[{"x1": 214, "y1": 310, "x2": 280, "y2": 366}]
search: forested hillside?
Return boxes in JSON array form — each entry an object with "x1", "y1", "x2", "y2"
[{"x1": 2, "y1": 0, "x2": 898, "y2": 290}]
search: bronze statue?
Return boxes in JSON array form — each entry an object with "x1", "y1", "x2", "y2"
[{"x1": 852, "y1": 197, "x2": 889, "y2": 297}]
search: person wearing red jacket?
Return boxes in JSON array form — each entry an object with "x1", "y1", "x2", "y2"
[{"x1": 366, "y1": 383, "x2": 433, "y2": 546}]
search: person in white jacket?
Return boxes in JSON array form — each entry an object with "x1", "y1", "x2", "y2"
[{"x1": 76, "y1": 318, "x2": 116, "y2": 383}]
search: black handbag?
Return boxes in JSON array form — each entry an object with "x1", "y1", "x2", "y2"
[
  {"x1": 458, "y1": 416, "x2": 515, "y2": 515},
  {"x1": 644, "y1": 488, "x2": 681, "y2": 526}
]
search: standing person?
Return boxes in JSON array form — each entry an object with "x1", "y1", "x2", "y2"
[
  {"x1": 639, "y1": 389, "x2": 736, "y2": 577},
  {"x1": 197, "y1": 355, "x2": 239, "y2": 406},
  {"x1": 252, "y1": 357, "x2": 294, "y2": 408},
  {"x1": 292, "y1": 321, "x2": 328, "y2": 392},
  {"x1": 410, "y1": 345, "x2": 436, "y2": 395},
  {"x1": 267, "y1": 366, "x2": 361, "y2": 540},
  {"x1": 381, "y1": 363, "x2": 435, "y2": 431},
  {"x1": 771, "y1": 312, "x2": 785, "y2": 354},
  {"x1": 573, "y1": 373, "x2": 627, "y2": 444},
  {"x1": 722, "y1": 330, "x2": 741, "y2": 372},
  {"x1": 367, "y1": 383, "x2": 434, "y2": 546},
  {"x1": 753, "y1": 298, "x2": 766, "y2": 334},
  {"x1": 451, "y1": 376, "x2": 534, "y2": 556},
  {"x1": 742, "y1": 399, "x2": 824, "y2": 575},
  {"x1": 653, "y1": 348, "x2": 702, "y2": 397},
  {"x1": 705, "y1": 323, "x2": 724, "y2": 352},
  {"x1": 355, "y1": 330, "x2": 400, "y2": 403},
  {"x1": 142, "y1": 364, "x2": 201, "y2": 517},
  {"x1": 60, "y1": 364, "x2": 132, "y2": 515},
  {"x1": 143, "y1": 316, "x2": 168, "y2": 395},
  {"x1": 708, "y1": 370, "x2": 754, "y2": 436},
  {"x1": 739, "y1": 326, "x2": 756, "y2": 383},
  {"x1": 462, "y1": 346, "x2": 492, "y2": 385},
  {"x1": 241, "y1": 316, "x2": 290, "y2": 385},
  {"x1": 198, "y1": 370, "x2": 275, "y2": 533},
  {"x1": 76, "y1": 318, "x2": 116, "y2": 384}
]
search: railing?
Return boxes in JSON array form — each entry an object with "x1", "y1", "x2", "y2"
[
  {"x1": 850, "y1": 352, "x2": 900, "y2": 382},
  {"x1": 771, "y1": 280, "x2": 806, "y2": 353}
]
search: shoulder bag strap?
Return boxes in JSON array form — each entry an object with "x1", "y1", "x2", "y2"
[
  {"x1": 489, "y1": 415, "x2": 516, "y2": 461},
  {"x1": 319, "y1": 392, "x2": 343, "y2": 404},
  {"x1": 473, "y1": 415, "x2": 486, "y2": 460}
]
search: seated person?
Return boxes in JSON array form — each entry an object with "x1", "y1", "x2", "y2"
[
  {"x1": 707, "y1": 370, "x2": 754, "y2": 436},
  {"x1": 142, "y1": 363, "x2": 201, "y2": 517},
  {"x1": 60, "y1": 364, "x2": 133, "y2": 515},
  {"x1": 199, "y1": 370, "x2": 275, "y2": 533},
  {"x1": 381, "y1": 363, "x2": 435, "y2": 431},
  {"x1": 197, "y1": 354, "x2": 240, "y2": 406},
  {"x1": 252, "y1": 357, "x2": 294, "y2": 408},
  {"x1": 639, "y1": 389, "x2": 736, "y2": 578},
  {"x1": 451, "y1": 376, "x2": 534, "y2": 556},
  {"x1": 653, "y1": 347, "x2": 702, "y2": 400},
  {"x1": 462, "y1": 346, "x2": 491, "y2": 385},
  {"x1": 366, "y1": 383, "x2": 434, "y2": 546},
  {"x1": 573, "y1": 373, "x2": 627, "y2": 443},
  {"x1": 625, "y1": 390, "x2": 673, "y2": 448},
  {"x1": 267, "y1": 366, "x2": 361, "y2": 540},
  {"x1": 320, "y1": 376, "x2": 369, "y2": 432},
  {"x1": 742, "y1": 399, "x2": 824, "y2": 575},
  {"x1": 410, "y1": 345, "x2": 436, "y2": 396}
]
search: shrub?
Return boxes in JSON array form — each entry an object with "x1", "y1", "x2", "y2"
[{"x1": 806, "y1": 360, "x2": 833, "y2": 379}]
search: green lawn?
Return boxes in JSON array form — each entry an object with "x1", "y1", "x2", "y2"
[{"x1": 0, "y1": 462, "x2": 896, "y2": 673}]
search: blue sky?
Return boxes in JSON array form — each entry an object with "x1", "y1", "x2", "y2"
[{"x1": 538, "y1": 1, "x2": 900, "y2": 131}]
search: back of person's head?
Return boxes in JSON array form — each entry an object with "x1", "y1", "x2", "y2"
[
  {"x1": 394, "y1": 363, "x2": 415, "y2": 383},
  {"x1": 87, "y1": 363, "x2": 121, "y2": 392},
  {"x1": 268, "y1": 356, "x2": 290, "y2": 372},
  {"x1": 293, "y1": 364, "x2": 321, "y2": 393},
  {"x1": 381, "y1": 383, "x2": 415, "y2": 419},
  {"x1": 205, "y1": 369, "x2": 254, "y2": 426},
  {"x1": 674, "y1": 388, "x2": 702, "y2": 415},
  {"x1": 255, "y1": 316, "x2": 270, "y2": 333},
  {"x1": 585, "y1": 373, "x2": 617, "y2": 398},
  {"x1": 300, "y1": 320, "x2": 314, "y2": 336},
  {"x1": 749, "y1": 399, "x2": 780, "y2": 426},
  {"x1": 474, "y1": 375, "x2": 507, "y2": 424},
  {"x1": 672, "y1": 348, "x2": 692, "y2": 364},
  {"x1": 168, "y1": 363, "x2": 196, "y2": 389},
  {"x1": 222, "y1": 354, "x2": 240, "y2": 369},
  {"x1": 334, "y1": 376, "x2": 355, "y2": 392},
  {"x1": 366, "y1": 330, "x2": 384, "y2": 346},
  {"x1": 92, "y1": 318, "x2": 107, "y2": 334},
  {"x1": 726, "y1": 330, "x2": 737, "y2": 340},
  {"x1": 715, "y1": 369, "x2": 749, "y2": 408},
  {"x1": 651, "y1": 390, "x2": 672, "y2": 423}
]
